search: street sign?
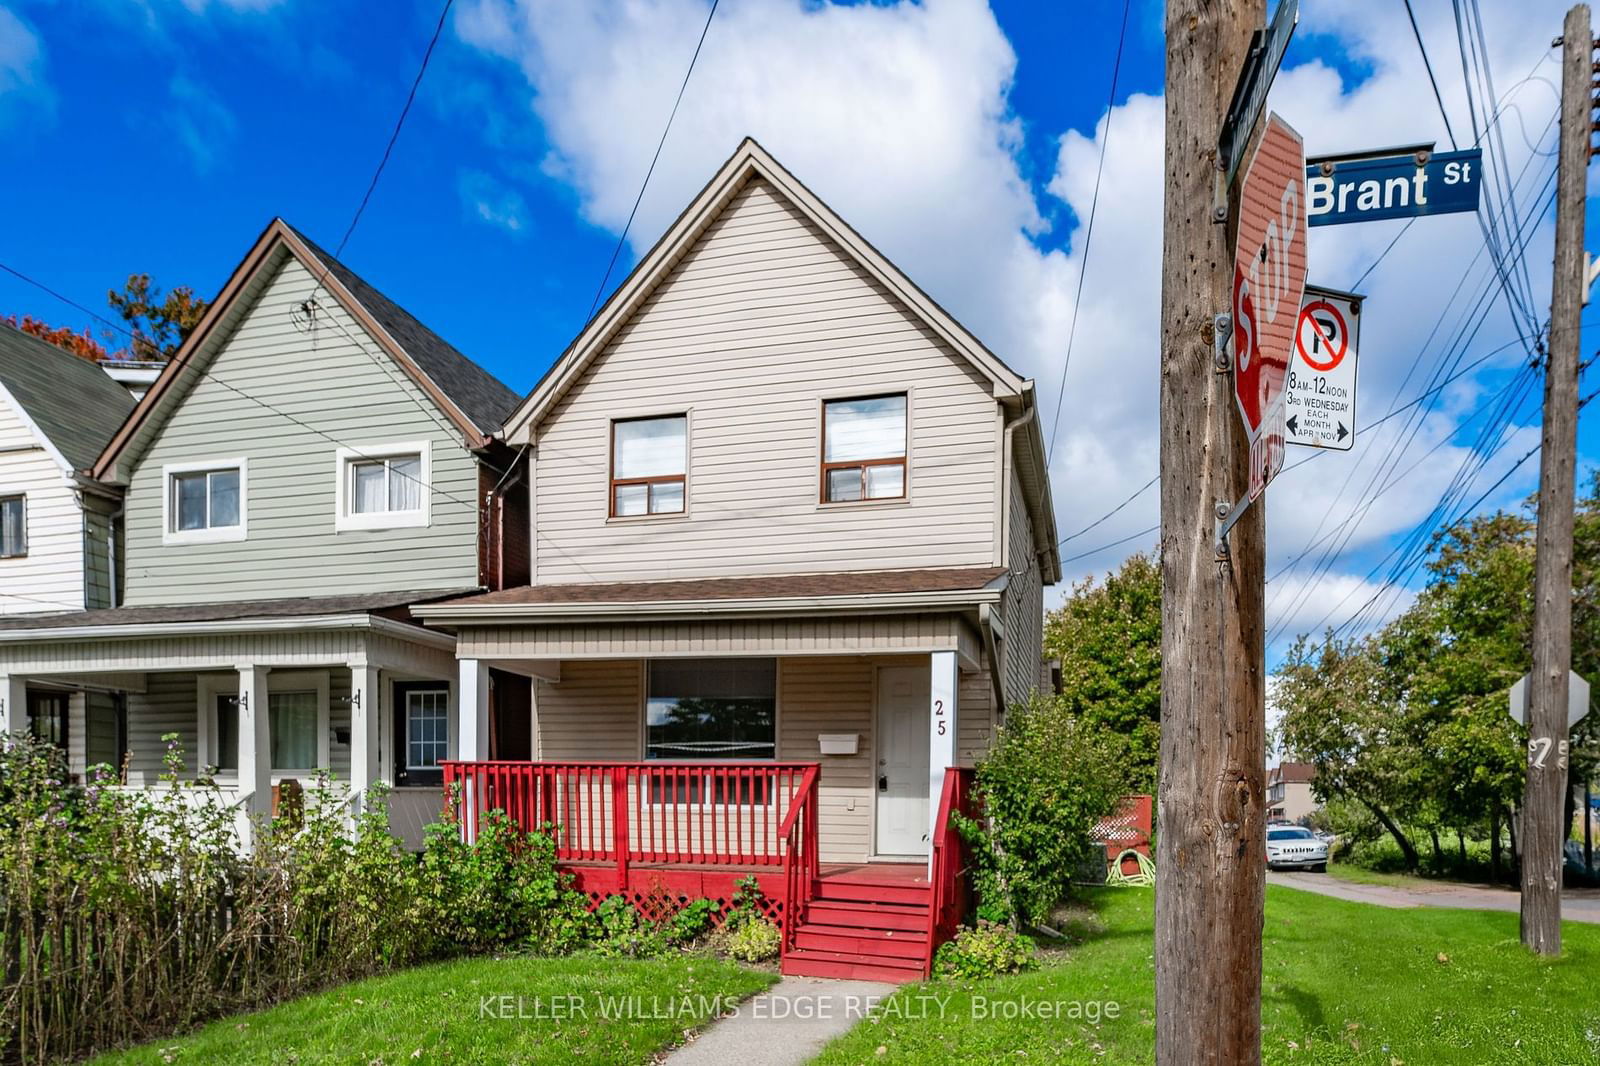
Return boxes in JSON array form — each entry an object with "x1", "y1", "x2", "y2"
[
  {"x1": 1510, "y1": 671, "x2": 1592, "y2": 727},
  {"x1": 1306, "y1": 147, "x2": 1482, "y2": 227},
  {"x1": 1286, "y1": 285, "x2": 1361, "y2": 450},
  {"x1": 1233, "y1": 113, "x2": 1307, "y2": 501},
  {"x1": 1219, "y1": 0, "x2": 1299, "y2": 187}
]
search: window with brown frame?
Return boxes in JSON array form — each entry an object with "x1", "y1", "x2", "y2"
[
  {"x1": 821, "y1": 394, "x2": 907, "y2": 502},
  {"x1": 610, "y1": 415, "x2": 687, "y2": 517}
]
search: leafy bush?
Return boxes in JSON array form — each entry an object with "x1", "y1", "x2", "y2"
[
  {"x1": 0, "y1": 735, "x2": 587, "y2": 1064},
  {"x1": 954, "y1": 695, "x2": 1132, "y2": 926},
  {"x1": 709, "y1": 874, "x2": 780, "y2": 962},
  {"x1": 933, "y1": 920, "x2": 1036, "y2": 980},
  {"x1": 715, "y1": 916, "x2": 781, "y2": 962}
]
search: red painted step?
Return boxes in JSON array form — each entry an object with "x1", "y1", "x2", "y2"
[
  {"x1": 793, "y1": 926, "x2": 927, "y2": 958},
  {"x1": 804, "y1": 900, "x2": 928, "y2": 931},
  {"x1": 780, "y1": 947, "x2": 927, "y2": 983},
  {"x1": 813, "y1": 879, "x2": 931, "y2": 905}
]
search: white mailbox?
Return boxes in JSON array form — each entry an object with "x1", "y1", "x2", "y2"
[{"x1": 818, "y1": 733, "x2": 859, "y2": 756}]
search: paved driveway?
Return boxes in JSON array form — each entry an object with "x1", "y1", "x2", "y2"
[{"x1": 1269, "y1": 870, "x2": 1600, "y2": 924}]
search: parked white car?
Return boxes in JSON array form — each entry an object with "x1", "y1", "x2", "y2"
[{"x1": 1267, "y1": 827, "x2": 1329, "y2": 872}]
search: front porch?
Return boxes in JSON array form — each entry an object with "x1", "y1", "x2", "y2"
[{"x1": 441, "y1": 758, "x2": 975, "y2": 980}]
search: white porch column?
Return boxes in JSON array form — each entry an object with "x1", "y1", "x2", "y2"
[
  {"x1": 929, "y1": 650, "x2": 959, "y2": 871},
  {"x1": 0, "y1": 675, "x2": 26, "y2": 736},
  {"x1": 349, "y1": 662, "x2": 381, "y2": 817},
  {"x1": 457, "y1": 658, "x2": 491, "y2": 761},
  {"x1": 237, "y1": 665, "x2": 272, "y2": 842}
]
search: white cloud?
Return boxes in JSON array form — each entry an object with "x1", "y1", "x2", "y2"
[
  {"x1": 452, "y1": 0, "x2": 1568, "y2": 638},
  {"x1": 458, "y1": 169, "x2": 531, "y2": 235},
  {"x1": 0, "y1": 5, "x2": 52, "y2": 127},
  {"x1": 167, "y1": 73, "x2": 235, "y2": 172}
]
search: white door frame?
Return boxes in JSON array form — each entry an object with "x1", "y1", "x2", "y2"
[{"x1": 873, "y1": 663, "x2": 931, "y2": 859}]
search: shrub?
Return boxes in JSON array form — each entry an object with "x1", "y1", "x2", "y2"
[
  {"x1": 715, "y1": 916, "x2": 781, "y2": 962},
  {"x1": 955, "y1": 695, "x2": 1133, "y2": 926},
  {"x1": 933, "y1": 920, "x2": 1036, "y2": 980}
]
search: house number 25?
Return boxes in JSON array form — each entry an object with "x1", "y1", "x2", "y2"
[
  {"x1": 1528, "y1": 737, "x2": 1569, "y2": 771},
  {"x1": 934, "y1": 698, "x2": 946, "y2": 736}
]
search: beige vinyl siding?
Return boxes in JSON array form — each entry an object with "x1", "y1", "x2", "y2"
[
  {"x1": 534, "y1": 659, "x2": 642, "y2": 760},
  {"x1": 0, "y1": 394, "x2": 86, "y2": 615},
  {"x1": 1001, "y1": 467, "x2": 1043, "y2": 708},
  {"x1": 777, "y1": 656, "x2": 874, "y2": 862},
  {"x1": 125, "y1": 672, "x2": 197, "y2": 780},
  {"x1": 532, "y1": 177, "x2": 999, "y2": 583},
  {"x1": 957, "y1": 660, "x2": 997, "y2": 766},
  {"x1": 121, "y1": 256, "x2": 479, "y2": 606}
]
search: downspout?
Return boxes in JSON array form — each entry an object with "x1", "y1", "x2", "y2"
[{"x1": 991, "y1": 400, "x2": 1037, "y2": 710}]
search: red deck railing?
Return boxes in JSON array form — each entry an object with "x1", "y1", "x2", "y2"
[
  {"x1": 440, "y1": 761, "x2": 821, "y2": 877},
  {"x1": 778, "y1": 765, "x2": 820, "y2": 954},
  {"x1": 924, "y1": 766, "x2": 977, "y2": 972}
]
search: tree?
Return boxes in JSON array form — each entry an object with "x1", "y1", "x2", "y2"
[
  {"x1": 0, "y1": 314, "x2": 112, "y2": 362},
  {"x1": 1043, "y1": 552, "x2": 1161, "y2": 790},
  {"x1": 1276, "y1": 633, "x2": 1424, "y2": 868},
  {"x1": 106, "y1": 274, "x2": 208, "y2": 360}
]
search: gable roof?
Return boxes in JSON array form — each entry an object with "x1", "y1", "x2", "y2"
[
  {"x1": 503, "y1": 138, "x2": 1030, "y2": 441},
  {"x1": 93, "y1": 219, "x2": 518, "y2": 481},
  {"x1": 0, "y1": 324, "x2": 136, "y2": 473}
]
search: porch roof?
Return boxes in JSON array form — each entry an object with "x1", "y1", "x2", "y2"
[
  {"x1": 0, "y1": 588, "x2": 474, "y2": 638},
  {"x1": 414, "y1": 567, "x2": 1008, "y2": 623}
]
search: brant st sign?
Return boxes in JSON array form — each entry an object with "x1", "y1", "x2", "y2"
[{"x1": 1306, "y1": 145, "x2": 1483, "y2": 227}]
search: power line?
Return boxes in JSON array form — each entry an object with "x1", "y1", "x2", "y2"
[
  {"x1": 1045, "y1": 0, "x2": 1132, "y2": 466},
  {"x1": 585, "y1": 0, "x2": 721, "y2": 323},
  {"x1": 334, "y1": 0, "x2": 455, "y2": 259},
  {"x1": 1404, "y1": 0, "x2": 1460, "y2": 149}
]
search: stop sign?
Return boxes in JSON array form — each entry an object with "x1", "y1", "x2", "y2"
[{"x1": 1231, "y1": 113, "x2": 1307, "y2": 499}]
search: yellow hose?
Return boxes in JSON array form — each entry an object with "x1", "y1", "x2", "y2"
[{"x1": 1106, "y1": 849, "x2": 1155, "y2": 887}]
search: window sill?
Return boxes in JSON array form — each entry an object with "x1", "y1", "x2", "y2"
[
  {"x1": 815, "y1": 496, "x2": 912, "y2": 511},
  {"x1": 335, "y1": 510, "x2": 430, "y2": 532},
  {"x1": 605, "y1": 510, "x2": 689, "y2": 525},
  {"x1": 163, "y1": 527, "x2": 247, "y2": 546}
]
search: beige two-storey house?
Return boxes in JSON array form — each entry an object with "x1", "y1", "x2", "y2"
[{"x1": 417, "y1": 140, "x2": 1059, "y2": 980}]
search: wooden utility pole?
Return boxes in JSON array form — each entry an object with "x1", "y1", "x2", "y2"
[
  {"x1": 1157, "y1": 0, "x2": 1267, "y2": 1061},
  {"x1": 1521, "y1": 2, "x2": 1591, "y2": 957}
]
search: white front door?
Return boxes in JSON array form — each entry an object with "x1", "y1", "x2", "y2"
[{"x1": 875, "y1": 665, "x2": 931, "y2": 857}]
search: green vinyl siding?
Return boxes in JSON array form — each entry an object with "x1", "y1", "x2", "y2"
[{"x1": 122, "y1": 256, "x2": 480, "y2": 606}]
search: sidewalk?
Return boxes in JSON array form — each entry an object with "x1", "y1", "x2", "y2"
[
  {"x1": 1269, "y1": 870, "x2": 1600, "y2": 923},
  {"x1": 665, "y1": 976, "x2": 895, "y2": 1066}
]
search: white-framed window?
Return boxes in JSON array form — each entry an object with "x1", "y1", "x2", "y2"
[
  {"x1": 0, "y1": 495, "x2": 25, "y2": 558},
  {"x1": 162, "y1": 459, "x2": 247, "y2": 545},
  {"x1": 334, "y1": 441, "x2": 431, "y2": 531},
  {"x1": 406, "y1": 688, "x2": 449, "y2": 770},
  {"x1": 196, "y1": 670, "x2": 330, "y2": 777}
]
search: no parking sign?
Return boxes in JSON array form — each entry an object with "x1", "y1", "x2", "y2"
[{"x1": 1285, "y1": 286, "x2": 1361, "y2": 451}]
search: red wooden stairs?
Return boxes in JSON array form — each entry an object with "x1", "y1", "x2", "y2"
[{"x1": 780, "y1": 868, "x2": 934, "y2": 982}]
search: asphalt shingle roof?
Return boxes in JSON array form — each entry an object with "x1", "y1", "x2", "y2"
[
  {"x1": 0, "y1": 324, "x2": 136, "y2": 472},
  {"x1": 285, "y1": 224, "x2": 520, "y2": 435},
  {"x1": 0, "y1": 588, "x2": 476, "y2": 631}
]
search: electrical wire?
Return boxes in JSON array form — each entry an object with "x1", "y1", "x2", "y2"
[{"x1": 1044, "y1": 0, "x2": 1132, "y2": 466}]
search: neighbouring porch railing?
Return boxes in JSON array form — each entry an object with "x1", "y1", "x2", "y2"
[
  {"x1": 923, "y1": 766, "x2": 977, "y2": 972},
  {"x1": 439, "y1": 761, "x2": 821, "y2": 878}
]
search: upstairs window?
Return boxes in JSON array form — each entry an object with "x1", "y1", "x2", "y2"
[
  {"x1": 335, "y1": 442, "x2": 430, "y2": 530},
  {"x1": 0, "y1": 495, "x2": 25, "y2": 558},
  {"x1": 164, "y1": 461, "x2": 246, "y2": 544},
  {"x1": 611, "y1": 415, "x2": 686, "y2": 517},
  {"x1": 822, "y1": 394, "x2": 907, "y2": 502}
]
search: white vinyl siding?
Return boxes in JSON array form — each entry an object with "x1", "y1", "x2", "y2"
[
  {"x1": 531, "y1": 178, "x2": 999, "y2": 582},
  {"x1": 0, "y1": 393, "x2": 87, "y2": 615},
  {"x1": 121, "y1": 257, "x2": 479, "y2": 606}
]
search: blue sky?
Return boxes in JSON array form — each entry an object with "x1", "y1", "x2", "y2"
[{"x1": 0, "y1": 0, "x2": 1593, "y2": 658}]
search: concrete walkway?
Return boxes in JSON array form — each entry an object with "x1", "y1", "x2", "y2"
[
  {"x1": 666, "y1": 976, "x2": 896, "y2": 1066},
  {"x1": 1269, "y1": 870, "x2": 1600, "y2": 923}
]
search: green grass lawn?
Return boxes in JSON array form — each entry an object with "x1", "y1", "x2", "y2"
[
  {"x1": 86, "y1": 954, "x2": 776, "y2": 1066},
  {"x1": 814, "y1": 885, "x2": 1600, "y2": 1065}
]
